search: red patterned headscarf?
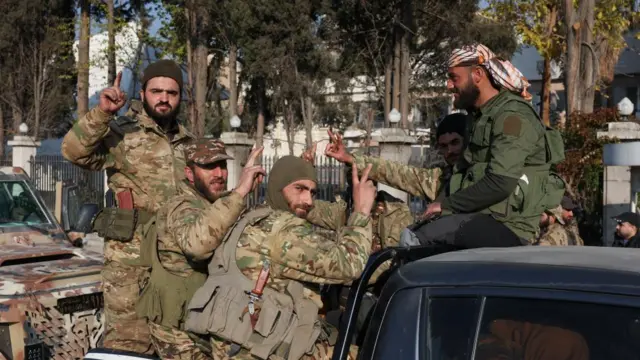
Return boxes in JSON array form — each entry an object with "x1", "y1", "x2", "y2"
[{"x1": 449, "y1": 44, "x2": 532, "y2": 101}]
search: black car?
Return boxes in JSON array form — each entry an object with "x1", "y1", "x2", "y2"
[{"x1": 333, "y1": 246, "x2": 640, "y2": 360}]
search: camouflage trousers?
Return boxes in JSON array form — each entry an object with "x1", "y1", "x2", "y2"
[
  {"x1": 210, "y1": 338, "x2": 359, "y2": 360},
  {"x1": 149, "y1": 323, "x2": 211, "y2": 360},
  {"x1": 102, "y1": 259, "x2": 154, "y2": 354}
]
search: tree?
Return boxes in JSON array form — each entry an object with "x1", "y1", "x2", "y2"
[
  {"x1": 0, "y1": 0, "x2": 76, "y2": 141},
  {"x1": 488, "y1": 0, "x2": 639, "y2": 119},
  {"x1": 334, "y1": 0, "x2": 517, "y2": 130},
  {"x1": 485, "y1": 1, "x2": 563, "y2": 126},
  {"x1": 556, "y1": 109, "x2": 620, "y2": 245},
  {"x1": 77, "y1": 0, "x2": 91, "y2": 119}
]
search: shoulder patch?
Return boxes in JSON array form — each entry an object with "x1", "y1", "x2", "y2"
[{"x1": 502, "y1": 115, "x2": 522, "y2": 136}]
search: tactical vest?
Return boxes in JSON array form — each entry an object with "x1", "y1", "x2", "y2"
[
  {"x1": 449, "y1": 93, "x2": 566, "y2": 238},
  {"x1": 135, "y1": 214, "x2": 208, "y2": 329},
  {"x1": 184, "y1": 208, "x2": 323, "y2": 360}
]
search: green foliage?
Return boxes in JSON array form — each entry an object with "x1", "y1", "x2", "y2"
[{"x1": 556, "y1": 108, "x2": 621, "y2": 245}]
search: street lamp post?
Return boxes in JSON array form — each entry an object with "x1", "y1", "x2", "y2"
[
  {"x1": 618, "y1": 97, "x2": 634, "y2": 121},
  {"x1": 388, "y1": 108, "x2": 401, "y2": 128},
  {"x1": 230, "y1": 115, "x2": 241, "y2": 131}
]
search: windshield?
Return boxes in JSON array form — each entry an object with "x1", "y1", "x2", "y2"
[{"x1": 0, "y1": 180, "x2": 50, "y2": 227}]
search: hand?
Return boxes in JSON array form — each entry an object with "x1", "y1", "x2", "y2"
[
  {"x1": 234, "y1": 146, "x2": 267, "y2": 197},
  {"x1": 351, "y1": 163, "x2": 376, "y2": 216},
  {"x1": 301, "y1": 142, "x2": 317, "y2": 164},
  {"x1": 99, "y1": 72, "x2": 127, "y2": 115},
  {"x1": 422, "y1": 202, "x2": 442, "y2": 218},
  {"x1": 324, "y1": 129, "x2": 354, "y2": 164}
]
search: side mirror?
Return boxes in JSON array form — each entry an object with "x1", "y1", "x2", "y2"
[{"x1": 73, "y1": 204, "x2": 100, "y2": 233}]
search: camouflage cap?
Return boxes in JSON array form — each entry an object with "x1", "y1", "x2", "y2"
[
  {"x1": 184, "y1": 138, "x2": 234, "y2": 166},
  {"x1": 545, "y1": 205, "x2": 565, "y2": 225}
]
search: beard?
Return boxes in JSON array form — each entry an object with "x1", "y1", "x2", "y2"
[
  {"x1": 453, "y1": 81, "x2": 480, "y2": 110},
  {"x1": 143, "y1": 98, "x2": 180, "y2": 128},
  {"x1": 193, "y1": 175, "x2": 227, "y2": 203},
  {"x1": 292, "y1": 204, "x2": 313, "y2": 218}
]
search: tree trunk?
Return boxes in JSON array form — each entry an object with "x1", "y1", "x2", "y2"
[
  {"x1": 304, "y1": 96, "x2": 313, "y2": 148},
  {"x1": 229, "y1": 43, "x2": 238, "y2": 117},
  {"x1": 194, "y1": 44, "x2": 208, "y2": 136},
  {"x1": 392, "y1": 27, "x2": 401, "y2": 111},
  {"x1": 0, "y1": 106, "x2": 4, "y2": 158},
  {"x1": 384, "y1": 51, "x2": 392, "y2": 127},
  {"x1": 579, "y1": 0, "x2": 595, "y2": 114},
  {"x1": 185, "y1": 3, "x2": 196, "y2": 133},
  {"x1": 11, "y1": 106, "x2": 22, "y2": 136},
  {"x1": 564, "y1": 0, "x2": 579, "y2": 118},
  {"x1": 284, "y1": 103, "x2": 295, "y2": 156},
  {"x1": 541, "y1": 6, "x2": 557, "y2": 127},
  {"x1": 255, "y1": 77, "x2": 266, "y2": 149},
  {"x1": 541, "y1": 56, "x2": 552, "y2": 126},
  {"x1": 107, "y1": 0, "x2": 116, "y2": 86},
  {"x1": 77, "y1": 0, "x2": 90, "y2": 119},
  {"x1": 399, "y1": 0, "x2": 412, "y2": 129}
]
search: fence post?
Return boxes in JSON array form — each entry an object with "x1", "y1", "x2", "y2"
[
  {"x1": 220, "y1": 131, "x2": 254, "y2": 191},
  {"x1": 373, "y1": 128, "x2": 416, "y2": 203},
  {"x1": 7, "y1": 123, "x2": 40, "y2": 177}
]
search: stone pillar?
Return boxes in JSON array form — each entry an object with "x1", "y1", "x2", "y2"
[
  {"x1": 220, "y1": 131, "x2": 254, "y2": 190},
  {"x1": 7, "y1": 126, "x2": 40, "y2": 177},
  {"x1": 598, "y1": 122, "x2": 640, "y2": 246},
  {"x1": 372, "y1": 128, "x2": 416, "y2": 203}
]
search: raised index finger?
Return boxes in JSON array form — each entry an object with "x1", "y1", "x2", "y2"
[
  {"x1": 246, "y1": 146, "x2": 264, "y2": 167},
  {"x1": 114, "y1": 71, "x2": 122, "y2": 89}
]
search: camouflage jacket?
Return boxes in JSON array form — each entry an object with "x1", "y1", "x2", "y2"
[
  {"x1": 536, "y1": 222, "x2": 583, "y2": 246},
  {"x1": 352, "y1": 154, "x2": 447, "y2": 201},
  {"x1": 155, "y1": 182, "x2": 246, "y2": 276},
  {"x1": 61, "y1": 101, "x2": 193, "y2": 262},
  {"x1": 235, "y1": 208, "x2": 371, "y2": 309},
  {"x1": 307, "y1": 197, "x2": 413, "y2": 249}
]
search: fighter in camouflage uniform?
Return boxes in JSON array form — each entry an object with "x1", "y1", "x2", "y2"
[
  {"x1": 535, "y1": 206, "x2": 584, "y2": 246},
  {"x1": 184, "y1": 156, "x2": 376, "y2": 360},
  {"x1": 137, "y1": 140, "x2": 266, "y2": 359},
  {"x1": 323, "y1": 112, "x2": 469, "y2": 211},
  {"x1": 61, "y1": 60, "x2": 193, "y2": 353}
]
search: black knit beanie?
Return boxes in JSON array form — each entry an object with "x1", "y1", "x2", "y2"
[{"x1": 142, "y1": 59, "x2": 184, "y2": 89}]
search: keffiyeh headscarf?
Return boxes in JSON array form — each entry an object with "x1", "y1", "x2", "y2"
[{"x1": 448, "y1": 44, "x2": 532, "y2": 101}]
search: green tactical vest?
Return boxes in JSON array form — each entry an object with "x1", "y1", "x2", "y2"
[
  {"x1": 135, "y1": 215, "x2": 208, "y2": 329},
  {"x1": 448, "y1": 92, "x2": 566, "y2": 240},
  {"x1": 184, "y1": 207, "x2": 325, "y2": 360}
]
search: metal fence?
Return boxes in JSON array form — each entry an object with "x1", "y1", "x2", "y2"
[
  {"x1": 247, "y1": 155, "x2": 429, "y2": 215},
  {"x1": 29, "y1": 155, "x2": 105, "y2": 211}
]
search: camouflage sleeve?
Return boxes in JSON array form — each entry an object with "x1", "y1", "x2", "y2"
[
  {"x1": 166, "y1": 192, "x2": 246, "y2": 261},
  {"x1": 306, "y1": 200, "x2": 347, "y2": 231},
  {"x1": 271, "y1": 212, "x2": 372, "y2": 283},
  {"x1": 353, "y1": 154, "x2": 441, "y2": 200},
  {"x1": 536, "y1": 225, "x2": 569, "y2": 246},
  {"x1": 61, "y1": 107, "x2": 114, "y2": 170}
]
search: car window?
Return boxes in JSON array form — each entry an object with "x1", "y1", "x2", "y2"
[
  {"x1": 0, "y1": 180, "x2": 49, "y2": 225},
  {"x1": 475, "y1": 297, "x2": 640, "y2": 360},
  {"x1": 427, "y1": 297, "x2": 479, "y2": 360}
]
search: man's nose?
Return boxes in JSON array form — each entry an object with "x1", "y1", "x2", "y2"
[{"x1": 446, "y1": 80, "x2": 454, "y2": 91}]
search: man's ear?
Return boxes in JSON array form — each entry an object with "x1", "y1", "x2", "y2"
[
  {"x1": 471, "y1": 66, "x2": 484, "y2": 85},
  {"x1": 185, "y1": 166, "x2": 195, "y2": 184}
]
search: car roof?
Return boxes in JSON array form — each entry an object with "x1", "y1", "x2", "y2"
[{"x1": 393, "y1": 246, "x2": 640, "y2": 297}]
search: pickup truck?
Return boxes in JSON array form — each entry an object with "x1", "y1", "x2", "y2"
[
  {"x1": 332, "y1": 245, "x2": 640, "y2": 360},
  {"x1": 85, "y1": 244, "x2": 640, "y2": 360},
  {"x1": 0, "y1": 167, "x2": 103, "y2": 360}
]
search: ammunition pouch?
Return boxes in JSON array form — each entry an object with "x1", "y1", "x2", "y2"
[{"x1": 92, "y1": 208, "x2": 154, "y2": 242}]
